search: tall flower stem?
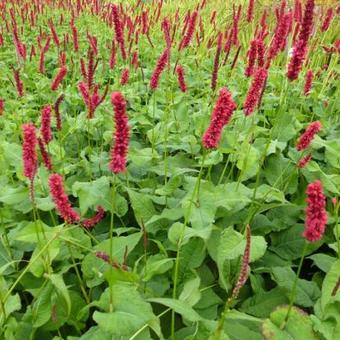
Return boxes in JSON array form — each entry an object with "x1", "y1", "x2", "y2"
[
  {"x1": 109, "y1": 176, "x2": 116, "y2": 312},
  {"x1": 281, "y1": 241, "x2": 308, "y2": 329}
]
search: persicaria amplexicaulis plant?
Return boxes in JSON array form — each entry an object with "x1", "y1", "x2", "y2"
[
  {"x1": 51, "y1": 65, "x2": 67, "y2": 91},
  {"x1": 82, "y1": 206, "x2": 105, "y2": 228},
  {"x1": 304, "y1": 69, "x2": 314, "y2": 95},
  {"x1": 38, "y1": 137, "x2": 52, "y2": 171}
]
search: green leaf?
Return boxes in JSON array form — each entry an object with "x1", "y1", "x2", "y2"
[
  {"x1": 240, "y1": 287, "x2": 289, "y2": 318},
  {"x1": 262, "y1": 305, "x2": 319, "y2": 340},
  {"x1": 179, "y1": 276, "x2": 201, "y2": 307},
  {"x1": 271, "y1": 266, "x2": 321, "y2": 307},
  {"x1": 321, "y1": 259, "x2": 340, "y2": 311},
  {"x1": 142, "y1": 255, "x2": 174, "y2": 281},
  {"x1": 72, "y1": 176, "x2": 111, "y2": 215},
  {"x1": 308, "y1": 254, "x2": 336, "y2": 273},
  {"x1": 93, "y1": 283, "x2": 159, "y2": 337},
  {"x1": 147, "y1": 297, "x2": 202, "y2": 322},
  {"x1": 127, "y1": 189, "x2": 157, "y2": 226},
  {"x1": 46, "y1": 273, "x2": 71, "y2": 317}
]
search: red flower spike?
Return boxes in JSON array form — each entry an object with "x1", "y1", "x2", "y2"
[
  {"x1": 303, "y1": 180, "x2": 327, "y2": 242},
  {"x1": 231, "y1": 224, "x2": 251, "y2": 300},
  {"x1": 54, "y1": 94, "x2": 64, "y2": 131},
  {"x1": 211, "y1": 32, "x2": 223, "y2": 91},
  {"x1": 120, "y1": 68, "x2": 129, "y2": 86},
  {"x1": 298, "y1": 154, "x2": 312, "y2": 168},
  {"x1": 38, "y1": 137, "x2": 52, "y2": 171},
  {"x1": 40, "y1": 105, "x2": 53, "y2": 144},
  {"x1": 176, "y1": 65, "x2": 187, "y2": 93},
  {"x1": 243, "y1": 67, "x2": 268, "y2": 116},
  {"x1": 51, "y1": 65, "x2": 67, "y2": 91},
  {"x1": 150, "y1": 48, "x2": 169, "y2": 90},
  {"x1": 287, "y1": 0, "x2": 315, "y2": 81},
  {"x1": 202, "y1": 87, "x2": 237, "y2": 149},
  {"x1": 82, "y1": 206, "x2": 105, "y2": 228},
  {"x1": 179, "y1": 10, "x2": 198, "y2": 50},
  {"x1": 13, "y1": 69, "x2": 24, "y2": 97},
  {"x1": 0, "y1": 99, "x2": 4, "y2": 115},
  {"x1": 245, "y1": 39, "x2": 257, "y2": 77},
  {"x1": 304, "y1": 70, "x2": 314, "y2": 96},
  {"x1": 246, "y1": 0, "x2": 255, "y2": 23},
  {"x1": 48, "y1": 173, "x2": 80, "y2": 224},
  {"x1": 22, "y1": 123, "x2": 38, "y2": 181},
  {"x1": 296, "y1": 121, "x2": 321, "y2": 151},
  {"x1": 112, "y1": 4, "x2": 126, "y2": 60},
  {"x1": 321, "y1": 8, "x2": 333, "y2": 32},
  {"x1": 109, "y1": 92, "x2": 129, "y2": 174}
]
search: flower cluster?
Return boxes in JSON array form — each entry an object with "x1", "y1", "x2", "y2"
[
  {"x1": 22, "y1": 123, "x2": 38, "y2": 180},
  {"x1": 202, "y1": 87, "x2": 237, "y2": 149},
  {"x1": 48, "y1": 173, "x2": 80, "y2": 223},
  {"x1": 296, "y1": 121, "x2": 321, "y2": 151},
  {"x1": 82, "y1": 206, "x2": 105, "y2": 228},
  {"x1": 243, "y1": 67, "x2": 268, "y2": 116},
  {"x1": 109, "y1": 92, "x2": 129, "y2": 173},
  {"x1": 303, "y1": 180, "x2": 327, "y2": 242}
]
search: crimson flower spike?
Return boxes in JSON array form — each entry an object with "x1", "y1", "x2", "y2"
[
  {"x1": 245, "y1": 39, "x2": 257, "y2": 77},
  {"x1": 54, "y1": 94, "x2": 64, "y2": 131},
  {"x1": 246, "y1": 0, "x2": 255, "y2": 23},
  {"x1": 303, "y1": 180, "x2": 327, "y2": 242},
  {"x1": 211, "y1": 32, "x2": 223, "y2": 91},
  {"x1": 82, "y1": 206, "x2": 105, "y2": 228},
  {"x1": 120, "y1": 68, "x2": 129, "y2": 86},
  {"x1": 40, "y1": 105, "x2": 53, "y2": 144},
  {"x1": 48, "y1": 173, "x2": 80, "y2": 224},
  {"x1": 179, "y1": 10, "x2": 198, "y2": 50},
  {"x1": 287, "y1": 0, "x2": 315, "y2": 81},
  {"x1": 321, "y1": 8, "x2": 333, "y2": 32},
  {"x1": 13, "y1": 68, "x2": 24, "y2": 97},
  {"x1": 51, "y1": 65, "x2": 67, "y2": 91},
  {"x1": 243, "y1": 67, "x2": 268, "y2": 116},
  {"x1": 22, "y1": 123, "x2": 38, "y2": 181},
  {"x1": 176, "y1": 65, "x2": 187, "y2": 93},
  {"x1": 296, "y1": 121, "x2": 321, "y2": 151},
  {"x1": 112, "y1": 4, "x2": 126, "y2": 60},
  {"x1": 202, "y1": 87, "x2": 237, "y2": 149},
  {"x1": 304, "y1": 70, "x2": 313, "y2": 96},
  {"x1": 231, "y1": 224, "x2": 251, "y2": 301},
  {"x1": 150, "y1": 48, "x2": 169, "y2": 90},
  {"x1": 38, "y1": 137, "x2": 52, "y2": 171},
  {"x1": 109, "y1": 92, "x2": 129, "y2": 174}
]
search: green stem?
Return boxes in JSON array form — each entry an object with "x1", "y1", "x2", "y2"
[
  {"x1": 282, "y1": 241, "x2": 308, "y2": 329},
  {"x1": 109, "y1": 176, "x2": 116, "y2": 312},
  {"x1": 171, "y1": 152, "x2": 207, "y2": 339}
]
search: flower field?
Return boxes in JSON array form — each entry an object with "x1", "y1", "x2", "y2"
[{"x1": 0, "y1": 0, "x2": 340, "y2": 339}]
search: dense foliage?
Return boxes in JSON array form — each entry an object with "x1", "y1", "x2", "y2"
[{"x1": 0, "y1": 0, "x2": 339, "y2": 339}]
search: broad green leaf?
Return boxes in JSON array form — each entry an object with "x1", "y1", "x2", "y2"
[
  {"x1": 262, "y1": 305, "x2": 318, "y2": 340},
  {"x1": 271, "y1": 266, "x2": 321, "y2": 307},
  {"x1": 46, "y1": 273, "x2": 71, "y2": 317},
  {"x1": 321, "y1": 260, "x2": 340, "y2": 311},
  {"x1": 72, "y1": 176, "x2": 111, "y2": 215},
  {"x1": 179, "y1": 276, "x2": 201, "y2": 307},
  {"x1": 147, "y1": 297, "x2": 202, "y2": 322}
]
